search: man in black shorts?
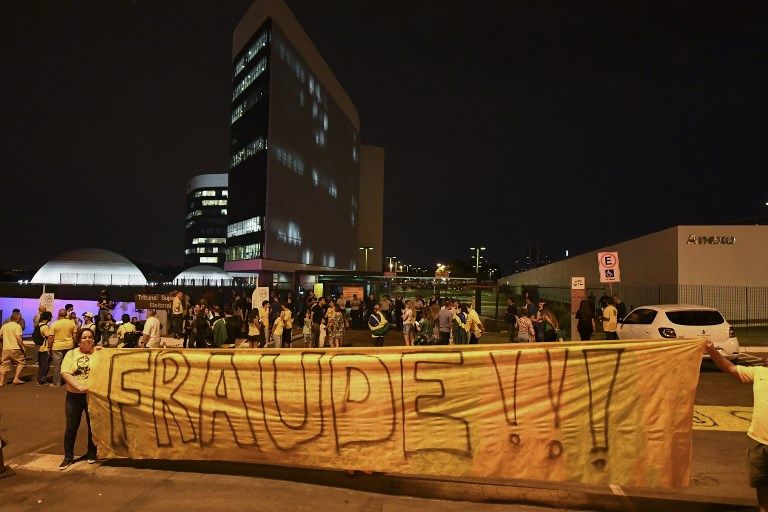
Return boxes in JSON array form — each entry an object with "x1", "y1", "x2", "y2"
[{"x1": 706, "y1": 340, "x2": 768, "y2": 511}]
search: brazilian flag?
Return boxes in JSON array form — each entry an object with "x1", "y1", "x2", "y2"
[{"x1": 368, "y1": 312, "x2": 392, "y2": 337}]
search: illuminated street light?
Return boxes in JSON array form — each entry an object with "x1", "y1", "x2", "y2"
[
  {"x1": 388, "y1": 256, "x2": 397, "y2": 272},
  {"x1": 469, "y1": 247, "x2": 486, "y2": 274},
  {"x1": 358, "y1": 246, "x2": 373, "y2": 271}
]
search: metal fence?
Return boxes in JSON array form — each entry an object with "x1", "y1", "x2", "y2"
[
  {"x1": 513, "y1": 284, "x2": 768, "y2": 336},
  {"x1": 57, "y1": 273, "x2": 147, "y2": 286}
]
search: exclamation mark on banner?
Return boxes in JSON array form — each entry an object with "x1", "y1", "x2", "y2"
[
  {"x1": 490, "y1": 351, "x2": 522, "y2": 445},
  {"x1": 582, "y1": 349, "x2": 624, "y2": 470},
  {"x1": 546, "y1": 349, "x2": 569, "y2": 459}
]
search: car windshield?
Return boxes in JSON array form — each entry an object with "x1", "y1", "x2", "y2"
[
  {"x1": 665, "y1": 310, "x2": 724, "y2": 326},
  {"x1": 621, "y1": 309, "x2": 657, "y2": 325}
]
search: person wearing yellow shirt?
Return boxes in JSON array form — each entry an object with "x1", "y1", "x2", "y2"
[
  {"x1": 280, "y1": 304, "x2": 293, "y2": 348},
  {"x1": 47, "y1": 309, "x2": 77, "y2": 387},
  {"x1": 0, "y1": 312, "x2": 26, "y2": 386},
  {"x1": 36, "y1": 311, "x2": 53, "y2": 386},
  {"x1": 59, "y1": 329, "x2": 100, "y2": 470},
  {"x1": 601, "y1": 298, "x2": 619, "y2": 340},
  {"x1": 115, "y1": 314, "x2": 136, "y2": 347},
  {"x1": 467, "y1": 304, "x2": 484, "y2": 344},
  {"x1": 259, "y1": 301, "x2": 270, "y2": 348}
]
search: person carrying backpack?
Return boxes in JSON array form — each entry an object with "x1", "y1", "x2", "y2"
[{"x1": 34, "y1": 311, "x2": 53, "y2": 385}]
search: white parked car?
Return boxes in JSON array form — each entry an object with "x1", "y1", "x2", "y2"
[{"x1": 617, "y1": 304, "x2": 739, "y2": 360}]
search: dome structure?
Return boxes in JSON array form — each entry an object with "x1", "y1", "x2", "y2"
[
  {"x1": 173, "y1": 265, "x2": 233, "y2": 286},
  {"x1": 32, "y1": 248, "x2": 147, "y2": 286}
]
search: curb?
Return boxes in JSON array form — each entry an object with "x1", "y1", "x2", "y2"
[
  {"x1": 391, "y1": 475, "x2": 756, "y2": 512},
  {"x1": 9, "y1": 454, "x2": 754, "y2": 512}
]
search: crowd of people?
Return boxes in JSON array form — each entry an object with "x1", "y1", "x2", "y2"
[
  {"x1": 502, "y1": 293, "x2": 627, "y2": 342},
  {"x1": 162, "y1": 290, "x2": 487, "y2": 350},
  {"x1": 1, "y1": 289, "x2": 635, "y2": 390}
]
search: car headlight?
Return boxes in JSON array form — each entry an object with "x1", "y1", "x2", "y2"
[{"x1": 658, "y1": 327, "x2": 676, "y2": 338}]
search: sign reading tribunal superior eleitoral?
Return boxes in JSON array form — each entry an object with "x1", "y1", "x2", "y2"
[{"x1": 134, "y1": 293, "x2": 174, "y2": 310}]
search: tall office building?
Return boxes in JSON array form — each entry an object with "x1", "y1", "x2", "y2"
[
  {"x1": 185, "y1": 173, "x2": 228, "y2": 268},
  {"x1": 226, "y1": 0, "x2": 384, "y2": 278}
]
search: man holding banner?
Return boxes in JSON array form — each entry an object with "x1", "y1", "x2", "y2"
[{"x1": 706, "y1": 340, "x2": 768, "y2": 512}]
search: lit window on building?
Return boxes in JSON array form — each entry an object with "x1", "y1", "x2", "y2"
[
  {"x1": 231, "y1": 88, "x2": 265, "y2": 125},
  {"x1": 186, "y1": 210, "x2": 203, "y2": 220},
  {"x1": 226, "y1": 243, "x2": 262, "y2": 261},
  {"x1": 233, "y1": 57, "x2": 267, "y2": 102},
  {"x1": 273, "y1": 146, "x2": 305, "y2": 175},
  {"x1": 227, "y1": 216, "x2": 263, "y2": 238},
  {"x1": 221, "y1": 209, "x2": 227, "y2": 216},
  {"x1": 231, "y1": 137, "x2": 266, "y2": 168},
  {"x1": 277, "y1": 221, "x2": 302, "y2": 246},
  {"x1": 234, "y1": 30, "x2": 270, "y2": 78},
  {"x1": 311, "y1": 168, "x2": 319, "y2": 187},
  {"x1": 315, "y1": 131, "x2": 326, "y2": 147},
  {"x1": 323, "y1": 113, "x2": 329, "y2": 130},
  {"x1": 193, "y1": 238, "x2": 226, "y2": 245},
  {"x1": 185, "y1": 220, "x2": 195, "y2": 228},
  {"x1": 199, "y1": 256, "x2": 219, "y2": 264},
  {"x1": 193, "y1": 190, "x2": 217, "y2": 198},
  {"x1": 328, "y1": 181, "x2": 337, "y2": 198},
  {"x1": 186, "y1": 247, "x2": 223, "y2": 255},
  {"x1": 221, "y1": 190, "x2": 228, "y2": 197},
  {"x1": 202, "y1": 199, "x2": 228, "y2": 207}
]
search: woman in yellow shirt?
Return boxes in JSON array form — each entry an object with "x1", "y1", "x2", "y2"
[
  {"x1": 280, "y1": 304, "x2": 293, "y2": 348},
  {"x1": 115, "y1": 314, "x2": 136, "y2": 348}
]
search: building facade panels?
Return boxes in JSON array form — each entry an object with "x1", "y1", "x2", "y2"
[{"x1": 677, "y1": 225, "x2": 768, "y2": 286}]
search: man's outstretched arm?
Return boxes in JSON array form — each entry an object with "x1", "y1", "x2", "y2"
[{"x1": 705, "y1": 339, "x2": 749, "y2": 383}]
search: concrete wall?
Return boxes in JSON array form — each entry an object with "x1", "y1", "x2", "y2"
[
  {"x1": 499, "y1": 227, "x2": 679, "y2": 289},
  {"x1": 357, "y1": 145, "x2": 385, "y2": 272},
  {"x1": 677, "y1": 225, "x2": 768, "y2": 286}
]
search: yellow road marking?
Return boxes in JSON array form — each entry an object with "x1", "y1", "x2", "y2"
[{"x1": 693, "y1": 405, "x2": 752, "y2": 431}]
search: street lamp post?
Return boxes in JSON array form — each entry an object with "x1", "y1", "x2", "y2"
[
  {"x1": 469, "y1": 247, "x2": 486, "y2": 274},
  {"x1": 388, "y1": 256, "x2": 397, "y2": 272},
  {"x1": 358, "y1": 246, "x2": 373, "y2": 271}
]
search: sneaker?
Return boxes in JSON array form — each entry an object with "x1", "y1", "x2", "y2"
[
  {"x1": 58, "y1": 458, "x2": 73, "y2": 471},
  {"x1": 86, "y1": 453, "x2": 97, "y2": 464}
]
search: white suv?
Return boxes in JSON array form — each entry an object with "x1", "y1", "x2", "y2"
[{"x1": 617, "y1": 304, "x2": 739, "y2": 361}]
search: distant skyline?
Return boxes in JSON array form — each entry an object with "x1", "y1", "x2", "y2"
[{"x1": 1, "y1": 1, "x2": 766, "y2": 271}]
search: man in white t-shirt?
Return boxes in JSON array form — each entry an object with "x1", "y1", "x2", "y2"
[
  {"x1": 140, "y1": 309, "x2": 161, "y2": 348},
  {"x1": 706, "y1": 340, "x2": 768, "y2": 511}
]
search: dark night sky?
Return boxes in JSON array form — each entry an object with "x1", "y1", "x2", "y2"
[{"x1": 2, "y1": 1, "x2": 767, "y2": 271}]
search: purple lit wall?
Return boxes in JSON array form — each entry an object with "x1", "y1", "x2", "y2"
[{"x1": 0, "y1": 298, "x2": 142, "y2": 336}]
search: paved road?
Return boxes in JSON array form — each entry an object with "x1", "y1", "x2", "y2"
[{"x1": 0, "y1": 333, "x2": 762, "y2": 511}]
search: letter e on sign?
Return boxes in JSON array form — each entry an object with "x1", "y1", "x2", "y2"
[{"x1": 597, "y1": 252, "x2": 621, "y2": 283}]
